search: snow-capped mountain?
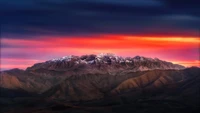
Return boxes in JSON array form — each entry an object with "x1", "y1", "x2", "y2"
[
  {"x1": 1, "y1": 53, "x2": 199, "y2": 113},
  {"x1": 26, "y1": 53, "x2": 185, "y2": 73}
]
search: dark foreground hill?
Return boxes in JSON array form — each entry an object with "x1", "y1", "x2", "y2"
[{"x1": 0, "y1": 54, "x2": 199, "y2": 113}]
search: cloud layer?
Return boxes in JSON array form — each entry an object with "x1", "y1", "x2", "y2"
[
  {"x1": 1, "y1": 0, "x2": 200, "y2": 37},
  {"x1": 0, "y1": 0, "x2": 199, "y2": 70},
  {"x1": 1, "y1": 35, "x2": 199, "y2": 70}
]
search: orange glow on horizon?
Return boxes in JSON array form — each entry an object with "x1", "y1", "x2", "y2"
[
  {"x1": 1, "y1": 35, "x2": 199, "y2": 70},
  {"x1": 172, "y1": 60, "x2": 200, "y2": 67}
]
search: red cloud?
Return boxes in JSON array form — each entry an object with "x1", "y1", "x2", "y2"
[{"x1": 1, "y1": 35, "x2": 199, "y2": 70}]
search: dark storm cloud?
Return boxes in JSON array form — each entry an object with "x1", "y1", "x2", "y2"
[
  {"x1": 1, "y1": 0, "x2": 200, "y2": 38},
  {"x1": 163, "y1": 0, "x2": 200, "y2": 16}
]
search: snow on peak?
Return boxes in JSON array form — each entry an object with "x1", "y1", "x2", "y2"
[
  {"x1": 47, "y1": 54, "x2": 181, "y2": 68},
  {"x1": 48, "y1": 54, "x2": 162, "y2": 64},
  {"x1": 97, "y1": 53, "x2": 116, "y2": 58},
  {"x1": 133, "y1": 56, "x2": 158, "y2": 62},
  {"x1": 50, "y1": 55, "x2": 73, "y2": 62},
  {"x1": 29, "y1": 53, "x2": 185, "y2": 71}
]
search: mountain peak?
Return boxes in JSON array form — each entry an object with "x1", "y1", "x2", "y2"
[
  {"x1": 134, "y1": 55, "x2": 142, "y2": 59},
  {"x1": 97, "y1": 53, "x2": 116, "y2": 57},
  {"x1": 26, "y1": 53, "x2": 185, "y2": 73},
  {"x1": 50, "y1": 55, "x2": 74, "y2": 62}
]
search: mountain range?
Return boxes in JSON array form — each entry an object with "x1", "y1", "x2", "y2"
[{"x1": 0, "y1": 53, "x2": 199, "y2": 113}]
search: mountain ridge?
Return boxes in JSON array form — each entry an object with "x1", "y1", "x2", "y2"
[
  {"x1": 25, "y1": 53, "x2": 185, "y2": 73},
  {"x1": 0, "y1": 58, "x2": 199, "y2": 113}
]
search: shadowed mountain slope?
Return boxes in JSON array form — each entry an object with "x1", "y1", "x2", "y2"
[{"x1": 0, "y1": 55, "x2": 199, "y2": 113}]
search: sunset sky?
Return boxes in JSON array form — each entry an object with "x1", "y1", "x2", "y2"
[{"x1": 0, "y1": 0, "x2": 200, "y2": 70}]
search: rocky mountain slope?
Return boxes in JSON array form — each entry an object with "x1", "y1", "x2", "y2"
[
  {"x1": 43, "y1": 67, "x2": 199, "y2": 102},
  {"x1": 26, "y1": 53, "x2": 185, "y2": 75},
  {"x1": 0, "y1": 54, "x2": 185, "y2": 95},
  {"x1": 0, "y1": 54, "x2": 199, "y2": 113}
]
